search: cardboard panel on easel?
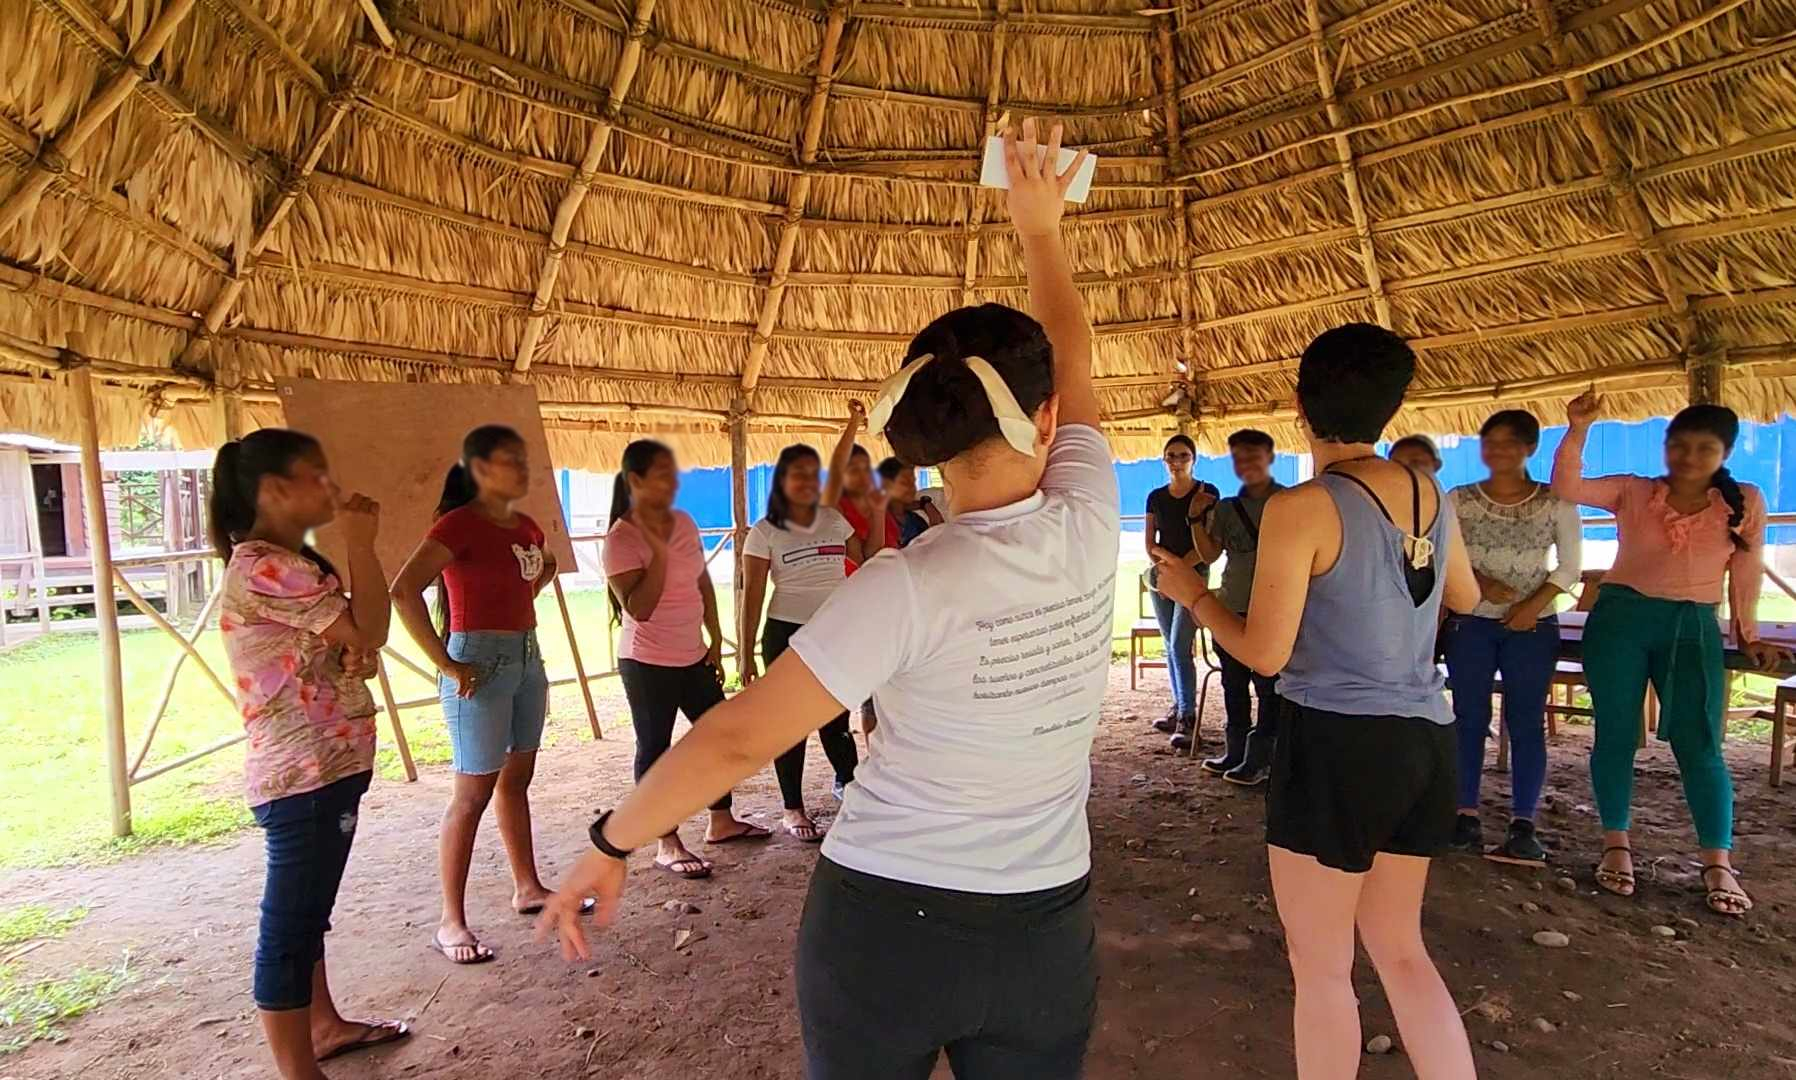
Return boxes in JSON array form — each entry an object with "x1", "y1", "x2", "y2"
[{"x1": 276, "y1": 379, "x2": 575, "y2": 592}]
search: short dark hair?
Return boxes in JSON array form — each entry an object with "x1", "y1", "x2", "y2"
[
  {"x1": 1388, "y1": 435, "x2": 1440, "y2": 465},
  {"x1": 1164, "y1": 434, "x2": 1196, "y2": 456},
  {"x1": 1480, "y1": 409, "x2": 1541, "y2": 448},
  {"x1": 884, "y1": 303, "x2": 1053, "y2": 467},
  {"x1": 1227, "y1": 428, "x2": 1274, "y2": 453},
  {"x1": 849, "y1": 444, "x2": 871, "y2": 462},
  {"x1": 1296, "y1": 323, "x2": 1415, "y2": 444},
  {"x1": 876, "y1": 456, "x2": 908, "y2": 482}
]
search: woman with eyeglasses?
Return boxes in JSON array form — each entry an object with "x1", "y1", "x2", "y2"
[{"x1": 1145, "y1": 434, "x2": 1219, "y2": 749}]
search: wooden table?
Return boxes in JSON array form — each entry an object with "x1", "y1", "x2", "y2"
[{"x1": 1555, "y1": 611, "x2": 1796, "y2": 677}]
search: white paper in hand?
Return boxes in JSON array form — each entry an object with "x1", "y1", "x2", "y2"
[{"x1": 979, "y1": 136, "x2": 1098, "y2": 204}]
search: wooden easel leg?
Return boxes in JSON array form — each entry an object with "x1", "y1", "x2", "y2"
[
  {"x1": 376, "y1": 656, "x2": 418, "y2": 782},
  {"x1": 555, "y1": 577, "x2": 602, "y2": 740}
]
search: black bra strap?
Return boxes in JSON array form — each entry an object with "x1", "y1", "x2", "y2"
[
  {"x1": 1407, "y1": 464, "x2": 1422, "y2": 540},
  {"x1": 1324, "y1": 466, "x2": 1397, "y2": 526}
]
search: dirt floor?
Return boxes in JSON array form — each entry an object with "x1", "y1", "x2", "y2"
[{"x1": 5, "y1": 664, "x2": 1796, "y2": 1079}]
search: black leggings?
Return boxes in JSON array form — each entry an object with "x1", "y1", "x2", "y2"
[
  {"x1": 618, "y1": 658, "x2": 732, "y2": 813},
  {"x1": 764, "y1": 619, "x2": 859, "y2": 810}
]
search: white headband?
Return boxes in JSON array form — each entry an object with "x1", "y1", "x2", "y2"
[{"x1": 866, "y1": 353, "x2": 1039, "y2": 458}]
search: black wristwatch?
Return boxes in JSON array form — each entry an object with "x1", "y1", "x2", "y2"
[{"x1": 588, "y1": 810, "x2": 634, "y2": 861}]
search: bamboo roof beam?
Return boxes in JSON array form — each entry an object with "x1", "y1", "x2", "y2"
[
  {"x1": 1156, "y1": 16, "x2": 1198, "y2": 394},
  {"x1": 740, "y1": 1, "x2": 852, "y2": 396},
  {"x1": 958, "y1": 0, "x2": 1009, "y2": 309},
  {"x1": 356, "y1": 0, "x2": 397, "y2": 50},
  {"x1": 1185, "y1": 0, "x2": 1752, "y2": 179},
  {"x1": 0, "y1": 114, "x2": 231, "y2": 275},
  {"x1": 512, "y1": 0, "x2": 659, "y2": 375},
  {"x1": 181, "y1": 87, "x2": 356, "y2": 367},
  {"x1": 1530, "y1": 0, "x2": 1693, "y2": 348},
  {"x1": 0, "y1": 0, "x2": 199, "y2": 240},
  {"x1": 1303, "y1": 0, "x2": 1392, "y2": 329},
  {"x1": 210, "y1": 0, "x2": 329, "y2": 96}
]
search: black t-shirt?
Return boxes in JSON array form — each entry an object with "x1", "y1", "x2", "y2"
[{"x1": 1146, "y1": 482, "x2": 1218, "y2": 559}]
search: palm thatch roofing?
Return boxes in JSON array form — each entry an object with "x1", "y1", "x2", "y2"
[{"x1": 0, "y1": 0, "x2": 1792, "y2": 468}]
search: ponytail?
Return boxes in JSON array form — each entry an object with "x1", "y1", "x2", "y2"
[
  {"x1": 1667, "y1": 404, "x2": 1748, "y2": 551},
  {"x1": 607, "y1": 439, "x2": 672, "y2": 627},
  {"x1": 208, "y1": 428, "x2": 336, "y2": 577},
  {"x1": 1711, "y1": 466, "x2": 1749, "y2": 551}
]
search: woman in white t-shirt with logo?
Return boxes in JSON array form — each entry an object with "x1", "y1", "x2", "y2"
[
  {"x1": 540, "y1": 120, "x2": 1114, "y2": 1079},
  {"x1": 739, "y1": 443, "x2": 860, "y2": 842}
]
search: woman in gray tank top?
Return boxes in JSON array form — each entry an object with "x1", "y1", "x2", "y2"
[{"x1": 1154, "y1": 324, "x2": 1481, "y2": 1080}]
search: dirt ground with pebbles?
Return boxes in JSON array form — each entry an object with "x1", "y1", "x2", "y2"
[{"x1": 5, "y1": 665, "x2": 1795, "y2": 1078}]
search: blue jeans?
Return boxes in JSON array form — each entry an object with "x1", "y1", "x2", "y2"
[
  {"x1": 1149, "y1": 589, "x2": 1198, "y2": 717},
  {"x1": 251, "y1": 770, "x2": 371, "y2": 1010},
  {"x1": 1444, "y1": 615, "x2": 1558, "y2": 820},
  {"x1": 440, "y1": 630, "x2": 549, "y2": 775}
]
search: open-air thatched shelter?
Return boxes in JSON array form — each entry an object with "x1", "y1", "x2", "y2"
[{"x1": 1, "y1": 0, "x2": 1793, "y2": 472}]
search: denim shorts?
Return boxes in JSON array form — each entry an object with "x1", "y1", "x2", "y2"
[
  {"x1": 440, "y1": 630, "x2": 549, "y2": 775},
  {"x1": 252, "y1": 770, "x2": 371, "y2": 1010}
]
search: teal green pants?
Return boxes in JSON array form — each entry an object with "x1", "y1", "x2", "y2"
[{"x1": 1582, "y1": 586, "x2": 1733, "y2": 851}]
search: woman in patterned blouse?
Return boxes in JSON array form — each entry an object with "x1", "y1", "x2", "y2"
[
  {"x1": 1444, "y1": 410, "x2": 1582, "y2": 867},
  {"x1": 213, "y1": 428, "x2": 410, "y2": 1077}
]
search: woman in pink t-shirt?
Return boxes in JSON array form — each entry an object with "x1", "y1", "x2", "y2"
[
  {"x1": 1554, "y1": 393, "x2": 1788, "y2": 916},
  {"x1": 603, "y1": 440, "x2": 769, "y2": 878}
]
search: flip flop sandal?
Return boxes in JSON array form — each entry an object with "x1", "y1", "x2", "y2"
[
  {"x1": 1701, "y1": 865, "x2": 1752, "y2": 918},
  {"x1": 318, "y1": 1020, "x2": 412, "y2": 1062},
  {"x1": 430, "y1": 932, "x2": 496, "y2": 965},
  {"x1": 1593, "y1": 845, "x2": 1636, "y2": 897},
  {"x1": 785, "y1": 820, "x2": 825, "y2": 844},
  {"x1": 654, "y1": 856, "x2": 713, "y2": 879},
  {"x1": 516, "y1": 897, "x2": 597, "y2": 918},
  {"x1": 707, "y1": 824, "x2": 773, "y2": 844}
]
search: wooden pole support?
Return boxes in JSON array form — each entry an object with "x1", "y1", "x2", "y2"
[
  {"x1": 71, "y1": 365, "x2": 131, "y2": 837},
  {"x1": 729, "y1": 400, "x2": 750, "y2": 665},
  {"x1": 554, "y1": 576, "x2": 603, "y2": 739},
  {"x1": 374, "y1": 656, "x2": 418, "y2": 782},
  {"x1": 129, "y1": 576, "x2": 227, "y2": 778}
]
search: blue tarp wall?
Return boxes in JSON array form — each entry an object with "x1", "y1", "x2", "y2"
[{"x1": 564, "y1": 416, "x2": 1796, "y2": 549}]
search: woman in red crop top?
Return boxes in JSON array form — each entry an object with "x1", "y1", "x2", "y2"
[{"x1": 392, "y1": 425, "x2": 587, "y2": 965}]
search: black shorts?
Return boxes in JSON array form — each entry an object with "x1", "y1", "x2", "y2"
[{"x1": 1266, "y1": 701, "x2": 1457, "y2": 873}]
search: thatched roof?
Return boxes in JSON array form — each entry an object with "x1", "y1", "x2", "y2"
[{"x1": 0, "y1": 0, "x2": 1792, "y2": 467}]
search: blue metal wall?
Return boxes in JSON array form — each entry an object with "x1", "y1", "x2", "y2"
[{"x1": 561, "y1": 416, "x2": 1796, "y2": 545}]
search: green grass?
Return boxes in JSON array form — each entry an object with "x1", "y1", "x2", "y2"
[
  {"x1": 0, "y1": 954, "x2": 133, "y2": 1054},
  {"x1": 0, "y1": 906, "x2": 87, "y2": 951},
  {"x1": 0, "y1": 568, "x2": 1162, "y2": 870}
]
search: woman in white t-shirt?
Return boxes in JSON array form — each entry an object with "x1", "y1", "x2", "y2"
[
  {"x1": 541, "y1": 120, "x2": 1115, "y2": 1080},
  {"x1": 739, "y1": 443, "x2": 860, "y2": 841}
]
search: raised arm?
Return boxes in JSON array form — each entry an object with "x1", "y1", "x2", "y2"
[
  {"x1": 321, "y1": 494, "x2": 390, "y2": 652},
  {"x1": 821, "y1": 401, "x2": 865, "y2": 510},
  {"x1": 1551, "y1": 391, "x2": 1629, "y2": 511},
  {"x1": 1005, "y1": 119, "x2": 1098, "y2": 431}
]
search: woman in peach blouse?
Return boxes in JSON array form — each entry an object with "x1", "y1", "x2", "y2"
[{"x1": 1553, "y1": 393, "x2": 1787, "y2": 916}]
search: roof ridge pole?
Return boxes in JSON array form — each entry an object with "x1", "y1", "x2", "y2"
[
  {"x1": 1526, "y1": 0, "x2": 1711, "y2": 402},
  {"x1": 512, "y1": 0, "x2": 661, "y2": 376},
  {"x1": 182, "y1": 81, "x2": 357, "y2": 437},
  {"x1": 959, "y1": 0, "x2": 1010, "y2": 310},
  {"x1": 1302, "y1": 0, "x2": 1393, "y2": 330},
  {"x1": 739, "y1": 1, "x2": 853, "y2": 397},
  {"x1": 1154, "y1": 13, "x2": 1197, "y2": 430},
  {"x1": 0, "y1": 0, "x2": 199, "y2": 240}
]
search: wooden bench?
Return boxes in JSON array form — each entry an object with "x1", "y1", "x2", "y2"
[{"x1": 1755, "y1": 675, "x2": 1796, "y2": 787}]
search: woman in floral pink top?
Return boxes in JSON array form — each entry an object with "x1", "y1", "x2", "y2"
[
  {"x1": 1554, "y1": 393, "x2": 1789, "y2": 917},
  {"x1": 213, "y1": 428, "x2": 410, "y2": 1077}
]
